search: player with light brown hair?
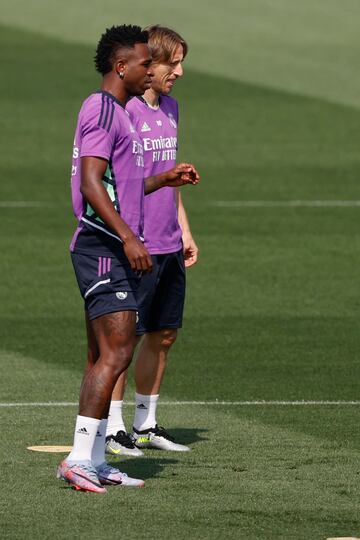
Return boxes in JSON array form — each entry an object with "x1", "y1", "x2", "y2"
[{"x1": 105, "y1": 25, "x2": 198, "y2": 455}]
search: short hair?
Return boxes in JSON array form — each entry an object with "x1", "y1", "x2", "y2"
[
  {"x1": 95, "y1": 25, "x2": 149, "y2": 75},
  {"x1": 144, "y1": 25, "x2": 188, "y2": 64}
]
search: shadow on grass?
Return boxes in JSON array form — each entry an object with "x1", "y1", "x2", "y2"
[
  {"x1": 107, "y1": 456, "x2": 178, "y2": 480},
  {"x1": 165, "y1": 427, "x2": 209, "y2": 445},
  {"x1": 106, "y1": 428, "x2": 209, "y2": 480}
]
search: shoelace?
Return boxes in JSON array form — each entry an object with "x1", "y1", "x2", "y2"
[
  {"x1": 112, "y1": 430, "x2": 136, "y2": 448},
  {"x1": 152, "y1": 425, "x2": 175, "y2": 442}
]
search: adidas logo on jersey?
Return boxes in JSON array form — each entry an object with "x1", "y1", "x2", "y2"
[{"x1": 141, "y1": 122, "x2": 151, "y2": 132}]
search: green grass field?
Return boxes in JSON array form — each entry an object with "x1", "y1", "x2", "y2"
[{"x1": 1, "y1": 2, "x2": 360, "y2": 539}]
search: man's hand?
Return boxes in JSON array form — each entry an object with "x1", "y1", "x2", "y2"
[
  {"x1": 182, "y1": 231, "x2": 199, "y2": 268},
  {"x1": 123, "y1": 235, "x2": 153, "y2": 274},
  {"x1": 164, "y1": 163, "x2": 200, "y2": 188},
  {"x1": 144, "y1": 163, "x2": 199, "y2": 194}
]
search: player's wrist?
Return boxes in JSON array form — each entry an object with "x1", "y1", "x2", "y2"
[
  {"x1": 156, "y1": 172, "x2": 169, "y2": 188},
  {"x1": 121, "y1": 231, "x2": 137, "y2": 245}
]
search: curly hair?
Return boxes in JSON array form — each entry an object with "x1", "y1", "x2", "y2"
[
  {"x1": 95, "y1": 25, "x2": 149, "y2": 75},
  {"x1": 144, "y1": 25, "x2": 188, "y2": 64}
]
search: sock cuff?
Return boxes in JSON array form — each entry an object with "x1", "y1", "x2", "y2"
[
  {"x1": 109, "y1": 400, "x2": 123, "y2": 408},
  {"x1": 135, "y1": 392, "x2": 159, "y2": 403},
  {"x1": 77, "y1": 415, "x2": 101, "y2": 426}
]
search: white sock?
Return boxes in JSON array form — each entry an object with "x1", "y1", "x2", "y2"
[
  {"x1": 67, "y1": 415, "x2": 100, "y2": 462},
  {"x1": 91, "y1": 418, "x2": 108, "y2": 467},
  {"x1": 133, "y1": 393, "x2": 159, "y2": 431},
  {"x1": 106, "y1": 400, "x2": 126, "y2": 436}
]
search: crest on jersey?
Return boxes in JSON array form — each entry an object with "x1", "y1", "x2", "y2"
[
  {"x1": 156, "y1": 120, "x2": 162, "y2": 126},
  {"x1": 168, "y1": 113, "x2": 177, "y2": 128},
  {"x1": 141, "y1": 122, "x2": 151, "y2": 132},
  {"x1": 116, "y1": 292, "x2": 128, "y2": 300}
]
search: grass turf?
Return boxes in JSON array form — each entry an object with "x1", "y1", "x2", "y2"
[
  {"x1": 1, "y1": 10, "x2": 360, "y2": 540},
  {"x1": 2, "y1": 402, "x2": 360, "y2": 539}
]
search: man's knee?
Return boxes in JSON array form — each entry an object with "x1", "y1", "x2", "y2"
[
  {"x1": 104, "y1": 345, "x2": 134, "y2": 375},
  {"x1": 157, "y1": 328, "x2": 178, "y2": 349}
]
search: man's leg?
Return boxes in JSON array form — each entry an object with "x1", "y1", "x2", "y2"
[
  {"x1": 105, "y1": 338, "x2": 144, "y2": 457},
  {"x1": 79, "y1": 311, "x2": 135, "y2": 418},
  {"x1": 107, "y1": 330, "x2": 175, "y2": 446},
  {"x1": 131, "y1": 328, "x2": 189, "y2": 452},
  {"x1": 58, "y1": 311, "x2": 144, "y2": 491},
  {"x1": 108, "y1": 251, "x2": 188, "y2": 453},
  {"x1": 134, "y1": 329, "x2": 177, "y2": 396}
]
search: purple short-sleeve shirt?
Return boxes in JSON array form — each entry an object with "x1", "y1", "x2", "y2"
[
  {"x1": 126, "y1": 95, "x2": 182, "y2": 255},
  {"x1": 70, "y1": 91, "x2": 145, "y2": 255}
]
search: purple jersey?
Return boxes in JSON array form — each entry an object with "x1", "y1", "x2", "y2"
[
  {"x1": 126, "y1": 95, "x2": 182, "y2": 255},
  {"x1": 70, "y1": 91, "x2": 144, "y2": 255}
]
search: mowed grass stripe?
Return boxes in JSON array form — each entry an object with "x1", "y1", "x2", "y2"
[
  {"x1": 0, "y1": 201, "x2": 53, "y2": 208},
  {"x1": 212, "y1": 200, "x2": 360, "y2": 208},
  {"x1": 4, "y1": 400, "x2": 360, "y2": 407},
  {"x1": 1, "y1": 1, "x2": 360, "y2": 109},
  {"x1": 4, "y1": 200, "x2": 360, "y2": 208}
]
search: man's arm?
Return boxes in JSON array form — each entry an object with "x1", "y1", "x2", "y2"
[
  {"x1": 176, "y1": 190, "x2": 199, "y2": 268},
  {"x1": 81, "y1": 156, "x2": 152, "y2": 273},
  {"x1": 144, "y1": 163, "x2": 199, "y2": 195}
]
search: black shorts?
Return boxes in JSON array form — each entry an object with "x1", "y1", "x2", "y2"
[
  {"x1": 136, "y1": 249, "x2": 186, "y2": 335},
  {"x1": 71, "y1": 250, "x2": 140, "y2": 321}
]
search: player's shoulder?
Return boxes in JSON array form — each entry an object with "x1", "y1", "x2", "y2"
[
  {"x1": 160, "y1": 94, "x2": 178, "y2": 110},
  {"x1": 126, "y1": 96, "x2": 144, "y2": 114},
  {"x1": 80, "y1": 92, "x2": 103, "y2": 117},
  {"x1": 160, "y1": 95, "x2": 179, "y2": 120},
  {"x1": 80, "y1": 91, "x2": 124, "y2": 133}
]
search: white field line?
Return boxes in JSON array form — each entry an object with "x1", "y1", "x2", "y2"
[
  {"x1": 2, "y1": 400, "x2": 360, "y2": 408},
  {"x1": 212, "y1": 200, "x2": 360, "y2": 208},
  {"x1": 0, "y1": 201, "x2": 51, "y2": 208}
]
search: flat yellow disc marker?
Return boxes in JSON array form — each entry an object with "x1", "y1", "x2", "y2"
[{"x1": 27, "y1": 446, "x2": 72, "y2": 453}]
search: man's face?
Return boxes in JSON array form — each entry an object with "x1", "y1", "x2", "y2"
[
  {"x1": 122, "y1": 43, "x2": 154, "y2": 96},
  {"x1": 150, "y1": 43, "x2": 184, "y2": 95}
]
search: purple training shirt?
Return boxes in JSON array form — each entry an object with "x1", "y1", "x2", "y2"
[
  {"x1": 126, "y1": 95, "x2": 182, "y2": 255},
  {"x1": 70, "y1": 91, "x2": 144, "y2": 255}
]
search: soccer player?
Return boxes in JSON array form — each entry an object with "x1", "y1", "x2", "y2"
[
  {"x1": 105, "y1": 25, "x2": 198, "y2": 457},
  {"x1": 57, "y1": 25, "x2": 199, "y2": 493}
]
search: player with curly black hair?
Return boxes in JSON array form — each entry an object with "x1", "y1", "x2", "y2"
[
  {"x1": 94, "y1": 24, "x2": 149, "y2": 75},
  {"x1": 57, "y1": 25, "x2": 199, "y2": 493}
]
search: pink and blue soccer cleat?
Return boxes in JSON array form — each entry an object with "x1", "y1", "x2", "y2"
[{"x1": 57, "y1": 459, "x2": 106, "y2": 493}]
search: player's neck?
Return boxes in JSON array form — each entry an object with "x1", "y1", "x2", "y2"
[
  {"x1": 143, "y1": 88, "x2": 160, "y2": 109},
  {"x1": 101, "y1": 78, "x2": 128, "y2": 107}
]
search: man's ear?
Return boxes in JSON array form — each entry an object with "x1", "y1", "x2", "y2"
[{"x1": 115, "y1": 59, "x2": 126, "y2": 78}]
